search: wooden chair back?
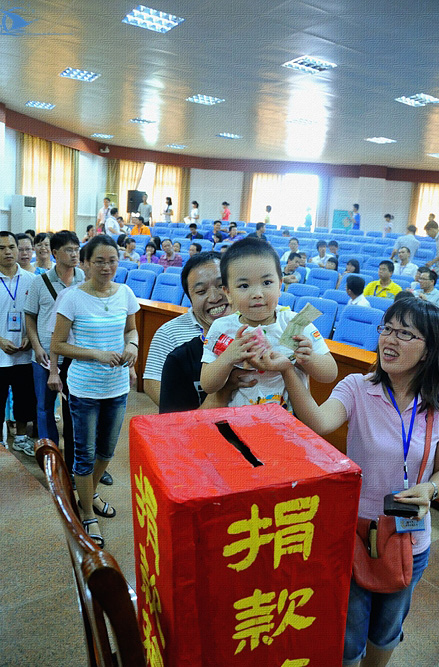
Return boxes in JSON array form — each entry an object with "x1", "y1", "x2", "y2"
[{"x1": 35, "y1": 439, "x2": 146, "y2": 667}]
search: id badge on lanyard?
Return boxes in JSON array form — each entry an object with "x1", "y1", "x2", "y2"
[
  {"x1": 387, "y1": 387, "x2": 425, "y2": 533},
  {"x1": 1, "y1": 276, "x2": 22, "y2": 332}
]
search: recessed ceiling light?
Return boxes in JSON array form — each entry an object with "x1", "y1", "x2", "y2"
[
  {"x1": 129, "y1": 118, "x2": 156, "y2": 124},
  {"x1": 395, "y1": 93, "x2": 439, "y2": 107},
  {"x1": 25, "y1": 101, "x2": 55, "y2": 109},
  {"x1": 216, "y1": 133, "x2": 242, "y2": 139},
  {"x1": 91, "y1": 133, "x2": 114, "y2": 139},
  {"x1": 59, "y1": 67, "x2": 101, "y2": 82},
  {"x1": 365, "y1": 137, "x2": 397, "y2": 144},
  {"x1": 186, "y1": 94, "x2": 225, "y2": 105},
  {"x1": 282, "y1": 56, "x2": 337, "y2": 75},
  {"x1": 122, "y1": 5, "x2": 184, "y2": 33},
  {"x1": 427, "y1": 153, "x2": 439, "y2": 158},
  {"x1": 166, "y1": 144, "x2": 187, "y2": 149}
]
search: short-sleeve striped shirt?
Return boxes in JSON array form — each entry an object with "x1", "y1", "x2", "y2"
[
  {"x1": 57, "y1": 284, "x2": 139, "y2": 399},
  {"x1": 143, "y1": 309, "x2": 201, "y2": 381}
]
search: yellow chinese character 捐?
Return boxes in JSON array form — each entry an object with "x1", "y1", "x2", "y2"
[
  {"x1": 232, "y1": 589, "x2": 276, "y2": 654},
  {"x1": 135, "y1": 466, "x2": 160, "y2": 574},
  {"x1": 273, "y1": 496, "x2": 319, "y2": 567},
  {"x1": 223, "y1": 504, "x2": 273, "y2": 571}
]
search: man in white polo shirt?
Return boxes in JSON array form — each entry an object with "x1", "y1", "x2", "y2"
[
  {"x1": 0, "y1": 231, "x2": 36, "y2": 454},
  {"x1": 392, "y1": 247, "x2": 418, "y2": 278},
  {"x1": 24, "y1": 230, "x2": 84, "y2": 473}
]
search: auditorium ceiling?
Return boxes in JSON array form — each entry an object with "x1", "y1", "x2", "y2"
[{"x1": 1, "y1": 0, "x2": 439, "y2": 168}]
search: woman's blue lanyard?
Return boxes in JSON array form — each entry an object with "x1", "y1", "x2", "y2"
[
  {"x1": 0, "y1": 275, "x2": 20, "y2": 306},
  {"x1": 387, "y1": 386, "x2": 418, "y2": 490}
]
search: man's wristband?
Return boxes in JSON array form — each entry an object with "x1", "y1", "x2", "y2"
[
  {"x1": 430, "y1": 481, "x2": 438, "y2": 502},
  {"x1": 129, "y1": 341, "x2": 138, "y2": 348}
]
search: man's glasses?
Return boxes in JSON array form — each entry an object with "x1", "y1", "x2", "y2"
[
  {"x1": 62, "y1": 247, "x2": 80, "y2": 255},
  {"x1": 377, "y1": 324, "x2": 425, "y2": 342}
]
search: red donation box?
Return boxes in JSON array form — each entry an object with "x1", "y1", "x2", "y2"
[{"x1": 130, "y1": 403, "x2": 361, "y2": 667}]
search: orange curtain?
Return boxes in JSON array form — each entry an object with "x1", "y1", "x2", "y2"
[
  {"x1": 50, "y1": 142, "x2": 76, "y2": 231},
  {"x1": 21, "y1": 134, "x2": 77, "y2": 232},
  {"x1": 21, "y1": 134, "x2": 51, "y2": 232},
  {"x1": 118, "y1": 160, "x2": 144, "y2": 217},
  {"x1": 240, "y1": 172, "x2": 253, "y2": 223},
  {"x1": 152, "y1": 164, "x2": 184, "y2": 223}
]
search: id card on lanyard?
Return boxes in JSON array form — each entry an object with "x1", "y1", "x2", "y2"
[
  {"x1": 1, "y1": 275, "x2": 22, "y2": 332},
  {"x1": 387, "y1": 386, "x2": 425, "y2": 532}
]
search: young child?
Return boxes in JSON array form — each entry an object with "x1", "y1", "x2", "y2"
[{"x1": 200, "y1": 238, "x2": 337, "y2": 408}]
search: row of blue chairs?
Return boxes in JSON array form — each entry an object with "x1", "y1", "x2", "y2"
[
  {"x1": 284, "y1": 267, "x2": 413, "y2": 294},
  {"x1": 278, "y1": 293, "x2": 385, "y2": 350}
]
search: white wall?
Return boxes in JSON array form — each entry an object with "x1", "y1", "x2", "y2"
[
  {"x1": 0, "y1": 127, "x2": 18, "y2": 230},
  {"x1": 189, "y1": 169, "x2": 244, "y2": 222},
  {"x1": 76, "y1": 152, "x2": 107, "y2": 237},
  {"x1": 328, "y1": 176, "x2": 413, "y2": 233}
]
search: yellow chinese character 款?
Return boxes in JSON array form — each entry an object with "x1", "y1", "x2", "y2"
[
  {"x1": 270, "y1": 588, "x2": 316, "y2": 641},
  {"x1": 232, "y1": 589, "x2": 276, "y2": 654},
  {"x1": 232, "y1": 587, "x2": 316, "y2": 654},
  {"x1": 273, "y1": 496, "x2": 319, "y2": 567},
  {"x1": 135, "y1": 466, "x2": 160, "y2": 574},
  {"x1": 223, "y1": 504, "x2": 273, "y2": 571}
]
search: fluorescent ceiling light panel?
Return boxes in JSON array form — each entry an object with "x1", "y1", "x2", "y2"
[
  {"x1": 186, "y1": 94, "x2": 225, "y2": 105},
  {"x1": 427, "y1": 153, "x2": 439, "y2": 158},
  {"x1": 166, "y1": 144, "x2": 187, "y2": 149},
  {"x1": 216, "y1": 133, "x2": 242, "y2": 139},
  {"x1": 282, "y1": 55, "x2": 337, "y2": 74},
  {"x1": 130, "y1": 118, "x2": 156, "y2": 124},
  {"x1": 59, "y1": 67, "x2": 101, "y2": 82},
  {"x1": 395, "y1": 93, "x2": 439, "y2": 107},
  {"x1": 365, "y1": 137, "x2": 397, "y2": 144},
  {"x1": 25, "y1": 101, "x2": 55, "y2": 109},
  {"x1": 122, "y1": 5, "x2": 184, "y2": 33},
  {"x1": 91, "y1": 133, "x2": 114, "y2": 139}
]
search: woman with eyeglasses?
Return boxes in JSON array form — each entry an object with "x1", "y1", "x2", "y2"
[
  {"x1": 51, "y1": 235, "x2": 139, "y2": 548},
  {"x1": 254, "y1": 298, "x2": 439, "y2": 667}
]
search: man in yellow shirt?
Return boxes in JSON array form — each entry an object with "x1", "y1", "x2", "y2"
[
  {"x1": 363, "y1": 260, "x2": 402, "y2": 299},
  {"x1": 130, "y1": 216, "x2": 151, "y2": 236}
]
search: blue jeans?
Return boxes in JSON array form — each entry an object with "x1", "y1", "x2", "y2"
[
  {"x1": 343, "y1": 547, "x2": 430, "y2": 664},
  {"x1": 33, "y1": 361, "x2": 59, "y2": 444},
  {"x1": 69, "y1": 393, "x2": 128, "y2": 476}
]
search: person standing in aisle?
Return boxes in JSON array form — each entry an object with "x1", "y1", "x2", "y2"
[
  {"x1": 51, "y1": 235, "x2": 139, "y2": 547},
  {"x1": 25, "y1": 231, "x2": 84, "y2": 475},
  {"x1": 0, "y1": 232, "x2": 36, "y2": 455},
  {"x1": 137, "y1": 193, "x2": 152, "y2": 226}
]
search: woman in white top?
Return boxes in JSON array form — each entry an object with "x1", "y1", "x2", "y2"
[
  {"x1": 52, "y1": 235, "x2": 139, "y2": 547},
  {"x1": 162, "y1": 196, "x2": 174, "y2": 223},
  {"x1": 184, "y1": 200, "x2": 200, "y2": 224}
]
